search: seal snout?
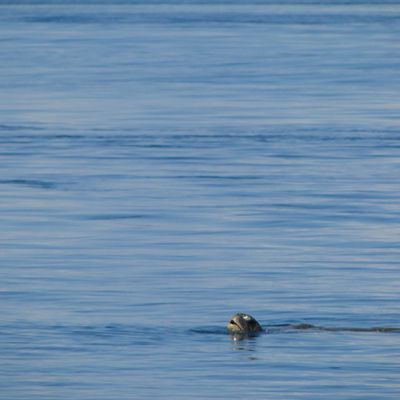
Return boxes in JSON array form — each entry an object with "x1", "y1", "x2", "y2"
[{"x1": 229, "y1": 319, "x2": 240, "y2": 328}]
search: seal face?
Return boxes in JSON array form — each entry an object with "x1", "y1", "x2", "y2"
[{"x1": 227, "y1": 313, "x2": 263, "y2": 334}]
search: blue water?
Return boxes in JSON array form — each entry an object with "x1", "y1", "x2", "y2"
[{"x1": 1, "y1": 1, "x2": 400, "y2": 399}]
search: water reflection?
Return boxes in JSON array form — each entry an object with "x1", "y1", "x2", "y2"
[{"x1": 229, "y1": 333, "x2": 263, "y2": 360}]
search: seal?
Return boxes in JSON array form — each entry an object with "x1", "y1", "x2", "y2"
[{"x1": 227, "y1": 313, "x2": 263, "y2": 334}]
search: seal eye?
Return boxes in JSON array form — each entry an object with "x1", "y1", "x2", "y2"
[{"x1": 230, "y1": 320, "x2": 239, "y2": 327}]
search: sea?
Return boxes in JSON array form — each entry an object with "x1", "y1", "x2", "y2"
[{"x1": 1, "y1": 1, "x2": 400, "y2": 399}]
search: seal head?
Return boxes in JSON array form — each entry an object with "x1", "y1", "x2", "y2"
[{"x1": 227, "y1": 313, "x2": 263, "y2": 334}]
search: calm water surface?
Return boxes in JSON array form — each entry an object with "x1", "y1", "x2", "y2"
[{"x1": 1, "y1": 1, "x2": 400, "y2": 399}]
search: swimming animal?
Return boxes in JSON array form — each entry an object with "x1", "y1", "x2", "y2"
[{"x1": 227, "y1": 313, "x2": 263, "y2": 334}]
